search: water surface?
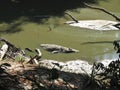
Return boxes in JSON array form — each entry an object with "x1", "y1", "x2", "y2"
[{"x1": 0, "y1": 0, "x2": 120, "y2": 62}]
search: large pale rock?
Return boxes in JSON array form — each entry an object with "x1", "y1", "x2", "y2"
[
  {"x1": 39, "y1": 60, "x2": 92, "y2": 74},
  {"x1": 39, "y1": 59, "x2": 119, "y2": 75},
  {"x1": 62, "y1": 60, "x2": 92, "y2": 74}
]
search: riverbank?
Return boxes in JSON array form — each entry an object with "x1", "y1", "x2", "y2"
[
  {"x1": 0, "y1": 58, "x2": 119, "y2": 90},
  {"x1": 0, "y1": 59, "x2": 92, "y2": 90}
]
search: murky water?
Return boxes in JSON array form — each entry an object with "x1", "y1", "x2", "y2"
[{"x1": 0, "y1": 0, "x2": 120, "y2": 62}]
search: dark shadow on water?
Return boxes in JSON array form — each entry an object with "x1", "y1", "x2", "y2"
[
  {"x1": 81, "y1": 40, "x2": 120, "y2": 45},
  {"x1": 81, "y1": 41, "x2": 114, "y2": 45},
  {"x1": 0, "y1": 0, "x2": 107, "y2": 34},
  {"x1": 0, "y1": 22, "x2": 23, "y2": 34},
  {"x1": 0, "y1": 0, "x2": 107, "y2": 22}
]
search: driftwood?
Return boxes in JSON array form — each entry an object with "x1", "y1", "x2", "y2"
[
  {"x1": 0, "y1": 37, "x2": 22, "y2": 60},
  {"x1": 0, "y1": 38, "x2": 41, "y2": 64},
  {"x1": 84, "y1": 3, "x2": 120, "y2": 21},
  {"x1": 5, "y1": 53, "x2": 15, "y2": 60},
  {"x1": 0, "y1": 43, "x2": 8, "y2": 60},
  {"x1": 0, "y1": 37, "x2": 20, "y2": 52},
  {"x1": 65, "y1": 12, "x2": 78, "y2": 23}
]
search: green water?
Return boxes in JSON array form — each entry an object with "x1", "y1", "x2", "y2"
[{"x1": 0, "y1": 0, "x2": 120, "y2": 62}]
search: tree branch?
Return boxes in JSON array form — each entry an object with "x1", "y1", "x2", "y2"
[
  {"x1": 65, "y1": 12, "x2": 78, "y2": 23},
  {"x1": 84, "y1": 3, "x2": 120, "y2": 21}
]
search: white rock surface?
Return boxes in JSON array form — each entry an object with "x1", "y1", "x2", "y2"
[
  {"x1": 98, "y1": 59, "x2": 117, "y2": 67},
  {"x1": 66, "y1": 20, "x2": 119, "y2": 30},
  {"x1": 62, "y1": 60, "x2": 92, "y2": 74},
  {"x1": 39, "y1": 59, "x2": 118, "y2": 75},
  {"x1": 39, "y1": 59, "x2": 92, "y2": 74}
]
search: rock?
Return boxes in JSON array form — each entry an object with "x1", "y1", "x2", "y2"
[
  {"x1": 39, "y1": 59, "x2": 92, "y2": 74},
  {"x1": 97, "y1": 59, "x2": 117, "y2": 67},
  {"x1": 39, "y1": 60, "x2": 65, "y2": 70},
  {"x1": 39, "y1": 59, "x2": 119, "y2": 75},
  {"x1": 62, "y1": 60, "x2": 92, "y2": 74}
]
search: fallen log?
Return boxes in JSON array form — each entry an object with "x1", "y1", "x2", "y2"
[{"x1": 84, "y1": 3, "x2": 120, "y2": 21}]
